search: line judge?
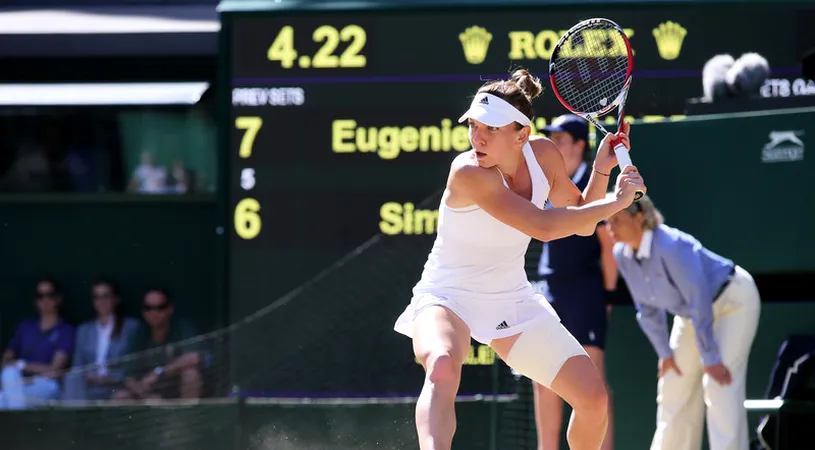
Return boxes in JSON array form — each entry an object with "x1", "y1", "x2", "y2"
[{"x1": 606, "y1": 195, "x2": 760, "y2": 450}]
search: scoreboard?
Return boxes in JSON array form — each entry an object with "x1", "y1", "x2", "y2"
[{"x1": 220, "y1": 0, "x2": 811, "y2": 395}]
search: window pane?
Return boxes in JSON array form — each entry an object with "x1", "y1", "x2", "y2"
[{"x1": 0, "y1": 103, "x2": 215, "y2": 195}]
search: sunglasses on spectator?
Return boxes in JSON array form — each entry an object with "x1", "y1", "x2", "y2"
[
  {"x1": 142, "y1": 303, "x2": 170, "y2": 312},
  {"x1": 36, "y1": 291, "x2": 57, "y2": 300}
]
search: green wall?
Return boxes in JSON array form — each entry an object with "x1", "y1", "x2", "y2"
[{"x1": 623, "y1": 108, "x2": 815, "y2": 274}]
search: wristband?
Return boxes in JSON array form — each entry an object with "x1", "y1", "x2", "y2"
[
  {"x1": 594, "y1": 168, "x2": 610, "y2": 177},
  {"x1": 16, "y1": 360, "x2": 26, "y2": 371},
  {"x1": 604, "y1": 289, "x2": 618, "y2": 305},
  {"x1": 153, "y1": 366, "x2": 164, "y2": 376}
]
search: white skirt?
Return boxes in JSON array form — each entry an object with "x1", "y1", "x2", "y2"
[{"x1": 393, "y1": 290, "x2": 562, "y2": 345}]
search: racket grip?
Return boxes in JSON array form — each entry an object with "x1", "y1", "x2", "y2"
[
  {"x1": 613, "y1": 142, "x2": 632, "y2": 170},
  {"x1": 613, "y1": 142, "x2": 644, "y2": 202}
]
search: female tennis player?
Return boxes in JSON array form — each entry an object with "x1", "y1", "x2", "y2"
[{"x1": 394, "y1": 69, "x2": 647, "y2": 450}]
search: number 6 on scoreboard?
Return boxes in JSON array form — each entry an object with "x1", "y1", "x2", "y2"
[
  {"x1": 235, "y1": 116, "x2": 263, "y2": 158},
  {"x1": 234, "y1": 198, "x2": 262, "y2": 240}
]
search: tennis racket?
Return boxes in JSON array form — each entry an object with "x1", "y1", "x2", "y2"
[{"x1": 548, "y1": 17, "x2": 643, "y2": 201}]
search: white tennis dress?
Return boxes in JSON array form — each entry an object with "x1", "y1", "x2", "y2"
[{"x1": 394, "y1": 142, "x2": 562, "y2": 344}]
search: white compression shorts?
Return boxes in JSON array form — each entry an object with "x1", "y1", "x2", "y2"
[{"x1": 505, "y1": 319, "x2": 587, "y2": 388}]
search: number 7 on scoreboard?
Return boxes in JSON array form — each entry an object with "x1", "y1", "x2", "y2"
[{"x1": 235, "y1": 116, "x2": 263, "y2": 158}]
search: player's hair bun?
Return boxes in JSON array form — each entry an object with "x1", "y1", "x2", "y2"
[{"x1": 510, "y1": 69, "x2": 543, "y2": 100}]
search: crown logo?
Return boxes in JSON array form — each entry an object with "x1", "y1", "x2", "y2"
[
  {"x1": 652, "y1": 21, "x2": 687, "y2": 61},
  {"x1": 459, "y1": 26, "x2": 492, "y2": 65}
]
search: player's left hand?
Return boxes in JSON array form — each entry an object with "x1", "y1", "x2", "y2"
[
  {"x1": 704, "y1": 363, "x2": 733, "y2": 386},
  {"x1": 594, "y1": 120, "x2": 631, "y2": 174}
]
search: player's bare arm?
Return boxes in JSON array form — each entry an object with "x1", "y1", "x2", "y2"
[{"x1": 447, "y1": 154, "x2": 643, "y2": 242}]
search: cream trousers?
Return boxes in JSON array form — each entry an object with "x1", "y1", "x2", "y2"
[{"x1": 650, "y1": 265, "x2": 761, "y2": 450}]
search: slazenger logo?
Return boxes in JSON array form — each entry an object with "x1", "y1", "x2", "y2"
[{"x1": 762, "y1": 130, "x2": 804, "y2": 163}]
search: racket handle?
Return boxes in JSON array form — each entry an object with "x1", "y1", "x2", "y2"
[{"x1": 613, "y1": 142, "x2": 644, "y2": 202}]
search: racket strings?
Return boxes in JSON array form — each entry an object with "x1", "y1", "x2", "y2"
[{"x1": 551, "y1": 24, "x2": 629, "y2": 114}]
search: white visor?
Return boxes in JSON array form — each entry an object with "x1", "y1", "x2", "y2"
[{"x1": 457, "y1": 93, "x2": 532, "y2": 127}]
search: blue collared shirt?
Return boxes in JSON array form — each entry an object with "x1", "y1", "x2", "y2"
[{"x1": 613, "y1": 224, "x2": 734, "y2": 366}]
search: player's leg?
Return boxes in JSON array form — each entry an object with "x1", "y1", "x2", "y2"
[
  {"x1": 550, "y1": 353, "x2": 608, "y2": 450},
  {"x1": 412, "y1": 305, "x2": 472, "y2": 450},
  {"x1": 533, "y1": 382, "x2": 563, "y2": 450},
  {"x1": 492, "y1": 322, "x2": 608, "y2": 450},
  {"x1": 530, "y1": 288, "x2": 567, "y2": 450},
  {"x1": 650, "y1": 317, "x2": 705, "y2": 450},
  {"x1": 703, "y1": 267, "x2": 761, "y2": 450},
  {"x1": 583, "y1": 346, "x2": 613, "y2": 450},
  {"x1": 532, "y1": 282, "x2": 612, "y2": 450}
]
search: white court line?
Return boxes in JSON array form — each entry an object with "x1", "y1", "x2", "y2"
[{"x1": 245, "y1": 394, "x2": 519, "y2": 406}]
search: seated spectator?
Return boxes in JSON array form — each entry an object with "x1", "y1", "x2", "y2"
[
  {"x1": 128, "y1": 151, "x2": 167, "y2": 194},
  {"x1": 112, "y1": 288, "x2": 203, "y2": 401},
  {"x1": 62, "y1": 278, "x2": 141, "y2": 402},
  {"x1": 0, "y1": 279, "x2": 75, "y2": 409}
]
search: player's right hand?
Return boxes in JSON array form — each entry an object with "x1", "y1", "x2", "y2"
[{"x1": 614, "y1": 165, "x2": 646, "y2": 207}]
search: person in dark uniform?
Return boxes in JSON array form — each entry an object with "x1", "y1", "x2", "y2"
[{"x1": 527, "y1": 114, "x2": 618, "y2": 450}]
